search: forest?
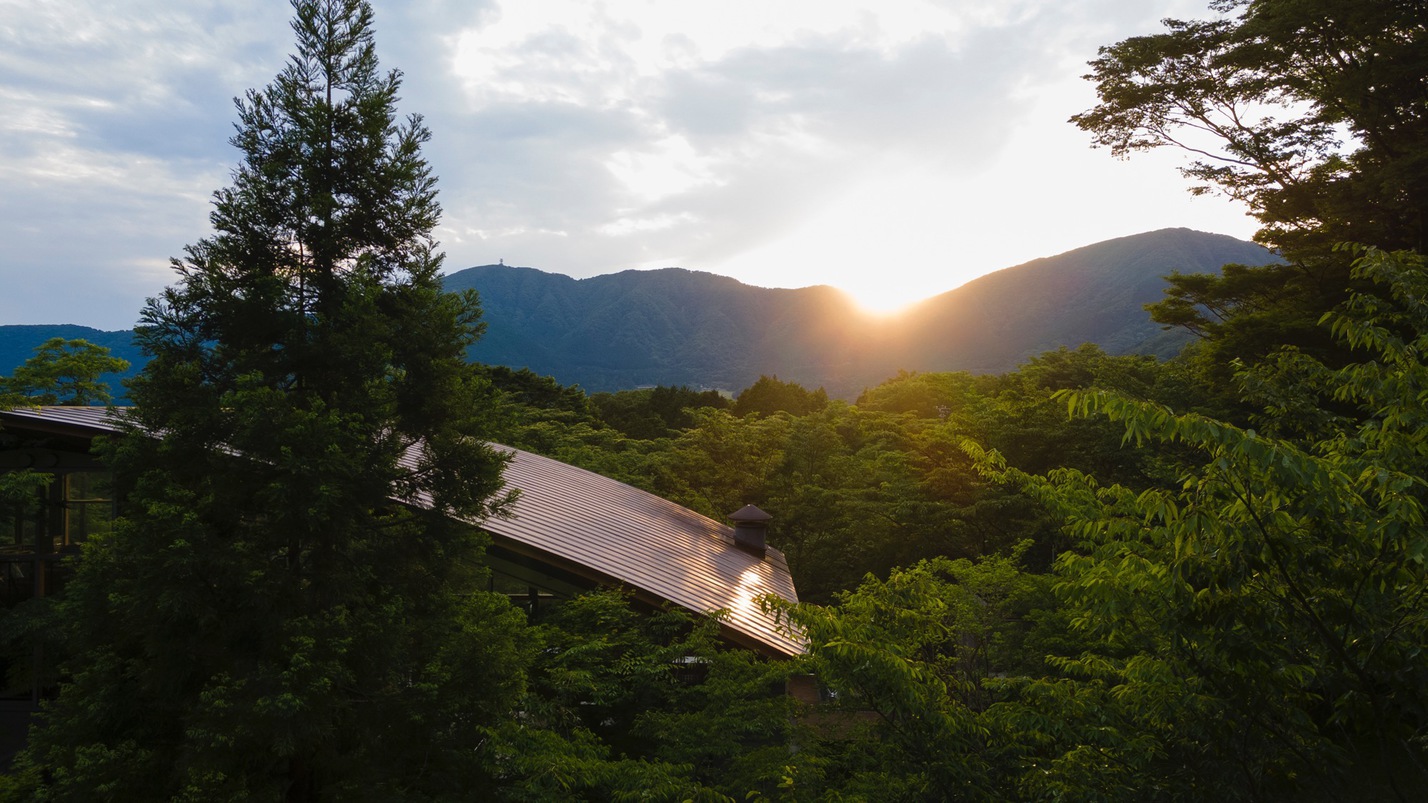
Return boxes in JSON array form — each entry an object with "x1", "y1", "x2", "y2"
[{"x1": 2, "y1": 0, "x2": 1426, "y2": 799}]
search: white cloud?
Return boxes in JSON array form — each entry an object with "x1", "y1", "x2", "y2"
[{"x1": 0, "y1": 0, "x2": 1258, "y2": 329}]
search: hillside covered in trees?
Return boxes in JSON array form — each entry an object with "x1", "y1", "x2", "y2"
[
  {"x1": 0, "y1": 228, "x2": 1276, "y2": 399},
  {"x1": 449, "y1": 228, "x2": 1277, "y2": 394}
]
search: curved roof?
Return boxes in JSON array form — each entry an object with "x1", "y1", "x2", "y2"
[{"x1": 0, "y1": 406, "x2": 803, "y2": 656}]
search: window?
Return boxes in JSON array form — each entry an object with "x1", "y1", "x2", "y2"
[
  {"x1": 62, "y1": 471, "x2": 114, "y2": 548},
  {"x1": 0, "y1": 468, "x2": 114, "y2": 707}
]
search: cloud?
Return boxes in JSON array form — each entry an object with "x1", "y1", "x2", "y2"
[
  {"x1": 0, "y1": 1, "x2": 297, "y2": 326},
  {"x1": 0, "y1": 0, "x2": 1256, "y2": 329},
  {"x1": 424, "y1": 6, "x2": 1067, "y2": 276}
]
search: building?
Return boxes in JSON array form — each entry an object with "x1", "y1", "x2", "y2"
[{"x1": 0, "y1": 405, "x2": 802, "y2": 757}]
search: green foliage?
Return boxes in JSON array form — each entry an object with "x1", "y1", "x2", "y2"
[
  {"x1": 769, "y1": 551, "x2": 1063, "y2": 801},
  {"x1": 1072, "y1": 0, "x2": 1428, "y2": 258},
  {"x1": 964, "y1": 345, "x2": 1192, "y2": 483},
  {"x1": 17, "y1": 2, "x2": 527, "y2": 798},
  {"x1": 975, "y1": 248, "x2": 1428, "y2": 800},
  {"x1": 592, "y1": 384, "x2": 731, "y2": 439},
  {"x1": 733, "y1": 375, "x2": 829, "y2": 418},
  {"x1": 0, "y1": 327, "x2": 142, "y2": 403},
  {"x1": 1076, "y1": 0, "x2": 1428, "y2": 377},
  {"x1": 855, "y1": 369, "x2": 983, "y2": 420},
  {"x1": 479, "y1": 364, "x2": 598, "y2": 422},
  {"x1": 1149, "y1": 259, "x2": 1366, "y2": 379},
  {"x1": 1056, "y1": 63, "x2": 1428, "y2": 803},
  {"x1": 467, "y1": 367, "x2": 674, "y2": 489},
  {"x1": 647, "y1": 403, "x2": 977, "y2": 601},
  {"x1": 652, "y1": 407, "x2": 792, "y2": 522},
  {"x1": 629, "y1": 350, "x2": 1196, "y2": 601},
  {"x1": 0, "y1": 338, "x2": 129, "y2": 406},
  {"x1": 488, "y1": 590, "x2": 799, "y2": 801}
]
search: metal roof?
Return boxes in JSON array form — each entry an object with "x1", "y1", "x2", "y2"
[{"x1": 0, "y1": 406, "x2": 804, "y2": 656}]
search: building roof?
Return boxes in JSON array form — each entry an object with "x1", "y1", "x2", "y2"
[{"x1": 0, "y1": 406, "x2": 804, "y2": 657}]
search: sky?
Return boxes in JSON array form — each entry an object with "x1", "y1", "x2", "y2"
[{"x1": 1, "y1": 0, "x2": 1258, "y2": 330}]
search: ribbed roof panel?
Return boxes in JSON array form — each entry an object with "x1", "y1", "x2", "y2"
[{"x1": 0, "y1": 406, "x2": 804, "y2": 656}]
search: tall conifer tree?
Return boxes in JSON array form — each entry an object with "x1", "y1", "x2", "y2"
[{"x1": 21, "y1": 2, "x2": 529, "y2": 798}]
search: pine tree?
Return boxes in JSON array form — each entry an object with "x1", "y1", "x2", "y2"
[{"x1": 19, "y1": 2, "x2": 529, "y2": 798}]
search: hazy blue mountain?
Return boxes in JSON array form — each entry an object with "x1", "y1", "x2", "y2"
[
  {"x1": 2, "y1": 229, "x2": 1278, "y2": 398},
  {"x1": 442, "y1": 266, "x2": 882, "y2": 394},
  {"x1": 445, "y1": 228, "x2": 1277, "y2": 395},
  {"x1": 0, "y1": 325, "x2": 144, "y2": 401}
]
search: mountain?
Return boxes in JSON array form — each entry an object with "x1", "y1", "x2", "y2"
[
  {"x1": 1, "y1": 229, "x2": 1277, "y2": 398},
  {"x1": 446, "y1": 228, "x2": 1276, "y2": 395},
  {"x1": 442, "y1": 266, "x2": 882, "y2": 394},
  {"x1": 878, "y1": 227, "x2": 1277, "y2": 374},
  {"x1": 0, "y1": 325, "x2": 145, "y2": 400}
]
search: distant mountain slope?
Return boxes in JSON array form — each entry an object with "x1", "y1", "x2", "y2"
[
  {"x1": 0, "y1": 325, "x2": 143, "y2": 398},
  {"x1": 446, "y1": 228, "x2": 1277, "y2": 394},
  {"x1": 879, "y1": 228, "x2": 1279, "y2": 374},
  {"x1": 443, "y1": 266, "x2": 880, "y2": 393},
  {"x1": 1, "y1": 229, "x2": 1278, "y2": 397}
]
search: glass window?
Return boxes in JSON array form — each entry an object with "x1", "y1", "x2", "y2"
[
  {"x1": 2, "y1": 473, "x2": 48, "y2": 551},
  {"x1": 63, "y1": 472, "x2": 114, "y2": 547}
]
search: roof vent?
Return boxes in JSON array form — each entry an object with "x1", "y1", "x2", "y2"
[{"x1": 728, "y1": 504, "x2": 772, "y2": 558}]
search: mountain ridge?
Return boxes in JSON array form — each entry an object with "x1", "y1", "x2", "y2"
[
  {"x1": 1, "y1": 228, "x2": 1278, "y2": 397},
  {"x1": 446, "y1": 227, "x2": 1275, "y2": 395}
]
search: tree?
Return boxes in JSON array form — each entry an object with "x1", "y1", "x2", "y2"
[
  {"x1": 488, "y1": 590, "x2": 799, "y2": 801},
  {"x1": 591, "y1": 384, "x2": 731, "y2": 440},
  {"x1": 0, "y1": 338, "x2": 128, "y2": 679},
  {"x1": 653, "y1": 407, "x2": 792, "y2": 520},
  {"x1": 0, "y1": 338, "x2": 129, "y2": 406},
  {"x1": 0, "y1": 336, "x2": 129, "y2": 586},
  {"x1": 1073, "y1": 0, "x2": 1428, "y2": 258},
  {"x1": 769, "y1": 550, "x2": 1064, "y2": 801},
  {"x1": 478, "y1": 364, "x2": 598, "y2": 423},
  {"x1": 1072, "y1": 0, "x2": 1428, "y2": 368},
  {"x1": 855, "y1": 369, "x2": 985, "y2": 422},
  {"x1": 18, "y1": 2, "x2": 528, "y2": 798},
  {"x1": 732, "y1": 375, "x2": 829, "y2": 418},
  {"x1": 977, "y1": 248, "x2": 1428, "y2": 800}
]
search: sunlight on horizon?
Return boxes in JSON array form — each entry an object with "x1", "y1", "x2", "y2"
[
  {"x1": 840, "y1": 285, "x2": 932, "y2": 317},
  {"x1": 444, "y1": 1, "x2": 1261, "y2": 320},
  {"x1": 714, "y1": 171, "x2": 1002, "y2": 316}
]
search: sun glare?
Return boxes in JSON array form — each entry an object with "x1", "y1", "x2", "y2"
[
  {"x1": 843, "y1": 288, "x2": 923, "y2": 317},
  {"x1": 714, "y1": 171, "x2": 991, "y2": 317}
]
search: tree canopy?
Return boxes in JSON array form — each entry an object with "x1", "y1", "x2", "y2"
[
  {"x1": 16, "y1": 2, "x2": 524, "y2": 798},
  {"x1": 732, "y1": 375, "x2": 829, "y2": 418},
  {"x1": 1074, "y1": 0, "x2": 1428, "y2": 372},
  {"x1": 1073, "y1": 0, "x2": 1428, "y2": 258},
  {"x1": 0, "y1": 338, "x2": 128, "y2": 407}
]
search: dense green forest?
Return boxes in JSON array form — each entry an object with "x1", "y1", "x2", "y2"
[
  {"x1": 3, "y1": 0, "x2": 1426, "y2": 799},
  {"x1": 471, "y1": 265, "x2": 1428, "y2": 798}
]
